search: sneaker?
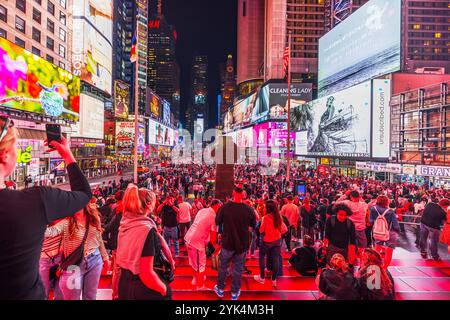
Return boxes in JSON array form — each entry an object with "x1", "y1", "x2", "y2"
[
  {"x1": 432, "y1": 256, "x2": 441, "y2": 262},
  {"x1": 214, "y1": 285, "x2": 224, "y2": 298},
  {"x1": 253, "y1": 275, "x2": 265, "y2": 284},
  {"x1": 231, "y1": 290, "x2": 241, "y2": 301},
  {"x1": 272, "y1": 280, "x2": 277, "y2": 288},
  {"x1": 191, "y1": 276, "x2": 197, "y2": 286}
]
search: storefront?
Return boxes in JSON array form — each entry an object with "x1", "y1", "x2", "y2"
[
  {"x1": 71, "y1": 138, "x2": 109, "y2": 178},
  {"x1": 319, "y1": 158, "x2": 357, "y2": 177}
]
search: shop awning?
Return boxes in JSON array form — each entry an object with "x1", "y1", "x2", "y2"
[{"x1": 17, "y1": 128, "x2": 47, "y2": 141}]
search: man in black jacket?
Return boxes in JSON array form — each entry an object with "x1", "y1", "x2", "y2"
[{"x1": 420, "y1": 198, "x2": 450, "y2": 260}]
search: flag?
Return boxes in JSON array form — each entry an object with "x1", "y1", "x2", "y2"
[
  {"x1": 283, "y1": 46, "x2": 290, "y2": 78},
  {"x1": 130, "y1": 31, "x2": 137, "y2": 63}
]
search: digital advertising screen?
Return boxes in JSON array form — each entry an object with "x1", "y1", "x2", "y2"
[
  {"x1": 147, "y1": 89, "x2": 161, "y2": 117},
  {"x1": 318, "y1": 0, "x2": 401, "y2": 97},
  {"x1": 114, "y1": 80, "x2": 130, "y2": 119},
  {"x1": 232, "y1": 92, "x2": 257, "y2": 127},
  {"x1": 149, "y1": 119, "x2": 173, "y2": 146},
  {"x1": 72, "y1": 94, "x2": 104, "y2": 139},
  {"x1": 253, "y1": 83, "x2": 313, "y2": 122},
  {"x1": 223, "y1": 109, "x2": 234, "y2": 132},
  {"x1": 0, "y1": 38, "x2": 80, "y2": 121},
  {"x1": 291, "y1": 81, "x2": 372, "y2": 158},
  {"x1": 163, "y1": 100, "x2": 171, "y2": 125},
  {"x1": 372, "y1": 79, "x2": 391, "y2": 158},
  {"x1": 195, "y1": 93, "x2": 206, "y2": 105},
  {"x1": 137, "y1": 123, "x2": 146, "y2": 154},
  {"x1": 268, "y1": 122, "x2": 295, "y2": 148},
  {"x1": 236, "y1": 127, "x2": 254, "y2": 148},
  {"x1": 116, "y1": 122, "x2": 134, "y2": 151},
  {"x1": 49, "y1": 158, "x2": 66, "y2": 176}
]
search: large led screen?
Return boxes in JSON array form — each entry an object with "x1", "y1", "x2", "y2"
[
  {"x1": 148, "y1": 119, "x2": 174, "y2": 146},
  {"x1": 147, "y1": 89, "x2": 161, "y2": 117},
  {"x1": 72, "y1": 94, "x2": 104, "y2": 139},
  {"x1": 72, "y1": 0, "x2": 113, "y2": 94},
  {"x1": 232, "y1": 92, "x2": 257, "y2": 128},
  {"x1": 116, "y1": 122, "x2": 134, "y2": 151},
  {"x1": 253, "y1": 83, "x2": 313, "y2": 122},
  {"x1": 0, "y1": 38, "x2": 80, "y2": 121},
  {"x1": 291, "y1": 81, "x2": 372, "y2": 158},
  {"x1": 318, "y1": 0, "x2": 401, "y2": 97},
  {"x1": 163, "y1": 100, "x2": 171, "y2": 125}
]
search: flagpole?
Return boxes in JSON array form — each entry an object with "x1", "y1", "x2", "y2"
[
  {"x1": 133, "y1": 16, "x2": 139, "y2": 184},
  {"x1": 286, "y1": 31, "x2": 292, "y2": 184}
]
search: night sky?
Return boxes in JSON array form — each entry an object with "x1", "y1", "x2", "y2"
[{"x1": 163, "y1": 0, "x2": 238, "y2": 128}]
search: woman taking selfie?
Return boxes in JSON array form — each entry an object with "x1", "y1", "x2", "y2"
[
  {"x1": 0, "y1": 116, "x2": 92, "y2": 300},
  {"x1": 45, "y1": 201, "x2": 109, "y2": 300},
  {"x1": 117, "y1": 185, "x2": 174, "y2": 300}
]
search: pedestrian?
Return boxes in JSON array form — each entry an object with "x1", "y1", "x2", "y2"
[
  {"x1": 420, "y1": 198, "x2": 450, "y2": 260},
  {"x1": 157, "y1": 196, "x2": 180, "y2": 257},
  {"x1": 300, "y1": 197, "x2": 317, "y2": 240},
  {"x1": 177, "y1": 196, "x2": 192, "y2": 245}
]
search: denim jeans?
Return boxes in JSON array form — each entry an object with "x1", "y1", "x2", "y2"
[
  {"x1": 259, "y1": 240, "x2": 282, "y2": 281},
  {"x1": 59, "y1": 249, "x2": 103, "y2": 300},
  {"x1": 216, "y1": 248, "x2": 246, "y2": 294},
  {"x1": 420, "y1": 223, "x2": 441, "y2": 258},
  {"x1": 39, "y1": 254, "x2": 63, "y2": 300},
  {"x1": 163, "y1": 227, "x2": 180, "y2": 256}
]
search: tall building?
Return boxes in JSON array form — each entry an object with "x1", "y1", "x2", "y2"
[
  {"x1": 236, "y1": 0, "x2": 265, "y2": 87},
  {"x1": 402, "y1": 0, "x2": 450, "y2": 73},
  {"x1": 324, "y1": 0, "x2": 369, "y2": 32},
  {"x1": 147, "y1": 10, "x2": 180, "y2": 122},
  {"x1": 186, "y1": 55, "x2": 208, "y2": 134},
  {"x1": 219, "y1": 54, "x2": 237, "y2": 121},
  {"x1": 112, "y1": 0, "x2": 148, "y2": 115},
  {"x1": 0, "y1": 0, "x2": 71, "y2": 70},
  {"x1": 264, "y1": 0, "x2": 325, "y2": 82}
]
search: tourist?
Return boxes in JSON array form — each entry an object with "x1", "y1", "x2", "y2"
[
  {"x1": 300, "y1": 197, "x2": 317, "y2": 240},
  {"x1": 177, "y1": 196, "x2": 192, "y2": 245},
  {"x1": 280, "y1": 195, "x2": 300, "y2": 248},
  {"x1": 289, "y1": 235, "x2": 318, "y2": 277},
  {"x1": 158, "y1": 196, "x2": 180, "y2": 257},
  {"x1": 420, "y1": 198, "x2": 450, "y2": 260}
]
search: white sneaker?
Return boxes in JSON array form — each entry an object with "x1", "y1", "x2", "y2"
[
  {"x1": 272, "y1": 280, "x2": 277, "y2": 288},
  {"x1": 254, "y1": 275, "x2": 265, "y2": 284}
]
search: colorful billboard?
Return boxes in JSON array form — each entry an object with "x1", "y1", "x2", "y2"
[
  {"x1": 163, "y1": 100, "x2": 171, "y2": 125},
  {"x1": 372, "y1": 79, "x2": 391, "y2": 158},
  {"x1": 148, "y1": 119, "x2": 174, "y2": 146},
  {"x1": 72, "y1": 0, "x2": 113, "y2": 94},
  {"x1": 114, "y1": 80, "x2": 130, "y2": 119},
  {"x1": 116, "y1": 121, "x2": 134, "y2": 151},
  {"x1": 291, "y1": 81, "x2": 372, "y2": 158},
  {"x1": 232, "y1": 92, "x2": 257, "y2": 128},
  {"x1": 72, "y1": 94, "x2": 104, "y2": 139},
  {"x1": 147, "y1": 89, "x2": 160, "y2": 117},
  {"x1": 318, "y1": 0, "x2": 401, "y2": 96},
  {"x1": 137, "y1": 123, "x2": 146, "y2": 154},
  {"x1": 253, "y1": 83, "x2": 313, "y2": 122},
  {"x1": 0, "y1": 38, "x2": 80, "y2": 121}
]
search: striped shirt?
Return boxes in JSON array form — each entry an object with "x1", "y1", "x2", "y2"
[
  {"x1": 40, "y1": 232, "x2": 62, "y2": 259},
  {"x1": 45, "y1": 219, "x2": 108, "y2": 261}
]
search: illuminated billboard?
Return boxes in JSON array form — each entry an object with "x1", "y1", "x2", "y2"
[
  {"x1": 147, "y1": 89, "x2": 160, "y2": 117},
  {"x1": 253, "y1": 83, "x2": 313, "y2": 122},
  {"x1": 0, "y1": 38, "x2": 80, "y2": 121},
  {"x1": 114, "y1": 80, "x2": 130, "y2": 118},
  {"x1": 137, "y1": 123, "x2": 146, "y2": 154},
  {"x1": 72, "y1": 1, "x2": 113, "y2": 94},
  {"x1": 318, "y1": 0, "x2": 401, "y2": 97},
  {"x1": 195, "y1": 93, "x2": 206, "y2": 105},
  {"x1": 148, "y1": 119, "x2": 174, "y2": 146},
  {"x1": 232, "y1": 92, "x2": 257, "y2": 128},
  {"x1": 116, "y1": 122, "x2": 134, "y2": 151},
  {"x1": 163, "y1": 100, "x2": 171, "y2": 125},
  {"x1": 291, "y1": 81, "x2": 372, "y2": 158},
  {"x1": 72, "y1": 94, "x2": 104, "y2": 139}
]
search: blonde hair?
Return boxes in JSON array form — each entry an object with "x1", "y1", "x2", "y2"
[
  {"x1": 0, "y1": 119, "x2": 18, "y2": 153},
  {"x1": 123, "y1": 184, "x2": 156, "y2": 215},
  {"x1": 329, "y1": 253, "x2": 348, "y2": 272}
]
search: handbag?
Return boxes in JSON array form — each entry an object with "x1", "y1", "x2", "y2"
[
  {"x1": 59, "y1": 222, "x2": 90, "y2": 271},
  {"x1": 154, "y1": 233, "x2": 174, "y2": 283}
]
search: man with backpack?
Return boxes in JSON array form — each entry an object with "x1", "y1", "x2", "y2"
[
  {"x1": 324, "y1": 203, "x2": 356, "y2": 266},
  {"x1": 370, "y1": 195, "x2": 400, "y2": 268}
]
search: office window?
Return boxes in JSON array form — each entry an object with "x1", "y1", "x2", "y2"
[
  {"x1": 34, "y1": 0, "x2": 42, "y2": 4},
  {"x1": 243, "y1": 1, "x2": 247, "y2": 17},
  {"x1": 59, "y1": 12, "x2": 66, "y2": 25},
  {"x1": 15, "y1": 16, "x2": 26, "y2": 33},
  {"x1": 32, "y1": 27, "x2": 41, "y2": 43},
  {"x1": 47, "y1": 19, "x2": 55, "y2": 33},
  {"x1": 0, "y1": 5, "x2": 6, "y2": 22},
  {"x1": 32, "y1": 46, "x2": 40, "y2": 56},
  {"x1": 59, "y1": 28, "x2": 66, "y2": 41},
  {"x1": 32, "y1": 8, "x2": 42, "y2": 23},
  {"x1": 16, "y1": 0, "x2": 26, "y2": 13},
  {"x1": 47, "y1": 37, "x2": 54, "y2": 50},
  {"x1": 46, "y1": 55, "x2": 54, "y2": 63},
  {"x1": 59, "y1": 44, "x2": 65, "y2": 58},
  {"x1": 0, "y1": 28, "x2": 6, "y2": 39},
  {"x1": 59, "y1": 0, "x2": 67, "y2": 9},
  {"x1": 48, "y1": 1, "x2": 55, "y2": 15},
  {"x1": 59, "y1": 61, "x2": 65, "y2": 69},
  {"x1": 15, "y1": 37, "x2": 25, "y2": 48}
]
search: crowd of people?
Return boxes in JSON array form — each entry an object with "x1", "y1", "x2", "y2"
[{"x1": 1, "y1": 115, "x2": 450, "y2": 300}]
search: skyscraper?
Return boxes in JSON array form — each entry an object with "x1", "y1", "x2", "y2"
[
  {"x1": 186, "y1": 55, "x2": 208, "y2": 134},
  {"x1": 113, "y1": 0, "x2": 148, "y2": 115},
  {"x1": 147, "y1": 10, "x2": 180, "y2": 122},
  {"x1": 220, "y1": 54, "x2": 237, "y2": 121},
  {"x1": 324, "y1": 0, "x2": 369, "y2": 32}
]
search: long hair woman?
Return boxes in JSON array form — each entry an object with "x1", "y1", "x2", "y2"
[
  {"x1": 45, "y1": 201, "x2": 109, "y2": 300},
  {"x1": 116, "y1": 185, "x2": 173, "y2": 300},
  {"x1": 0, "y1": 116, "x2": 92, "y2": 300},
  {"x1": 254, "y1": 200, "x2": 288, "y2": 288},
  {"x1": 358, "y1": 248, "x2": 395, "y2": 300}
]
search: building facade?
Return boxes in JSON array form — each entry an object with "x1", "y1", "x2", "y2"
[
  {"x1": 0, "y1": 0, "x2": 71, "y2": 70},
  {"x1": 186, "y1": 55, "x2": 208, "y2": 134},
  {"x1": 324, "y1": 0, "x2": 369, "y2": 32},
  {"x1": 219, "y1": 54, "x2": 237, "y2": 121}
]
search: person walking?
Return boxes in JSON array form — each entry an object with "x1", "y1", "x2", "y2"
[
  {"x1": 177, "y1": 196, "x2": 192, "y2": 245},
  {"x1": 0, "y1": 117, "x2": 92, "y2": 300},
  {"x1": 158, "y1": 197, "x2": 180, "y2": 257},
  {"x1": 420, "y1": 198, "x2": 450, "y2": 260},
  {"x1": 280, "y1": 195, "x2": 299, "y2": 248},
  {"x1": 214, "y1": 187, "x2": 256, "y2": 300}
]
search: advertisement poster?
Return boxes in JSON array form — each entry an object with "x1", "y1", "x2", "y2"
[
  {"x1": 28, "y1": 158, "x2": 40, "y2": 177},
  {"x1": 318, "y1": 0, "x2": 401, "y2": 96},
  {"x1": 223, "y1": 109, "x2": 234, "y2": 132},
  {"x1": 232, "y1": 92, "x2": 257, "y2": 128},
  {"x1": 137, "y1": 124, "x2": 145, "y2": 154},
  {"x1": 236, "y1": 127, "x2": 253, "y2": 148},
  {"x1": 253, "y1": 83, "x2": 313, "y2": 122},
  {"x1": 72, "y1": 94, "x2": 105, "y2": 139},
  {"x1": 372, "y1": 79, "x2": 391, "y2": 158},
  {"x1": 50, "y1": 158, "x2": 66, "y2": 176},
  {"x1": 72, "y1": 0, "x2": 113, "y2": 94},
  {"x1": 147, "y1": 89, "x2": 160, "y2": 117},
  {"x1": 295, "y1": 131, "x2": 308, "y2": 155},
  {"x1": 163, "y1": 100, "x2": 171, "y2": 125},
  {"x1": 0, "y1": 38, "x2": 80, "y2": 121},
  {"x1": 149, "y1": 119, "x2": 173, "y2": 146},
  {"x1": 291, "y1": 81, "x2": 371, "y2": 158},
  {"x1": 116, "y1": 122, "x2": 134, "y2": 151},
  {"x1": 114, "y1": 80, "x2": 130, "y2": 118}
]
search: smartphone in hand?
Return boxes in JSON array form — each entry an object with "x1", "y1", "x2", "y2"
[{"x1": 45, "y1": 124, "x2": 62, "y2": 149}]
